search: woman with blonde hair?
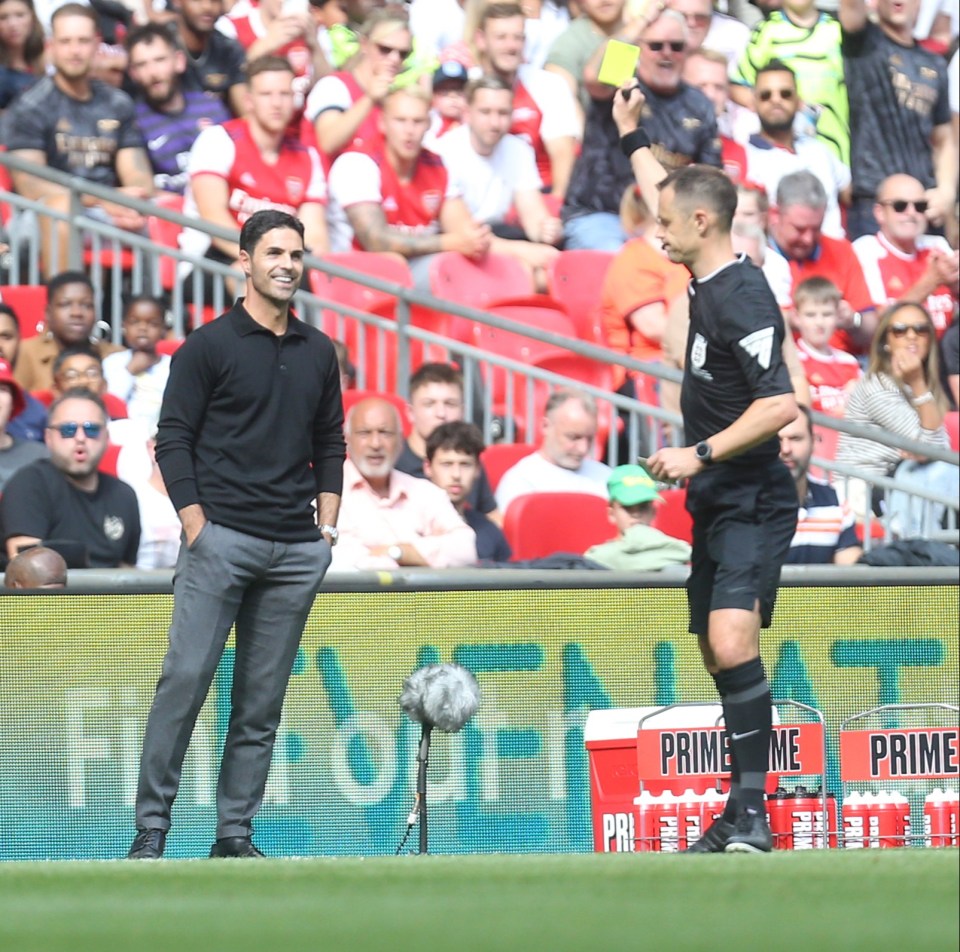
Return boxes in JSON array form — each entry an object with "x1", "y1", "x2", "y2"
[{"x1": 837, "y1": 301, "x2": 955, "y2": 538}]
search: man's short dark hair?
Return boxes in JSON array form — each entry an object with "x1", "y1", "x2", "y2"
[
  {"x1": 0, "y1": 304, "x2": 21, "y2": 336},
  {"x1": 47, "y1": 270, "x2": 94, "y2": 299},
  {"x1": 755, "y1": 58, "x2": 797, "y2": 83},
  {"x1": 246, "y1": 54, "x2": 295, "y2": 81},
  {"x1": 466, "y1": 75, "x2": 513, "y2": 104},
  {"x1": 52, "y1": 344, "x2": 102, "y2": 378},
  {"x1": 239, "y1": 210, "x2": 305, "y2": 254},
  {"x1": 48, "y1": 387, "x2": 108, "y2": 424},
  {"x1": 795, "y1": 403, "x2": 813, "y2": 437},
  {"x1": 479, "y1": 2, "x2": 524, "y2": 28},
  {"x1": 657, "y1": 165, "x2": 737, "y2": 233},
  {"x1": 51, "y1": 3, "x2": 98, "y2": 29},
  {"x1": 125, "y1": 22, "x2": 181, "y2": 54},
  {"x1": 409, "y1": 361, "x2": 463, "y2": 395},
  {"x1": 425, "y1": 420, "x2": 485, "y2": 462}
]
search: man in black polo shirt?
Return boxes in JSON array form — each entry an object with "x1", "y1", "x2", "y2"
[
  {"x1": 175, "y1": 0, "x2": 247, "y2": 116},
  {"x1": 127, "y1": 209, "x2": 345, "y2": 860},
  {"x1": 562, "y1": 7, "x2": 720, "y2": 251},
  {"x1": 615, "y1": 84, "x2": 799, "y2": 853}
]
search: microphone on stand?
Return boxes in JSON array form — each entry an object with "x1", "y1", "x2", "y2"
[{"x1": 397, "y1": 663, "x2": 480, "y2": 854}]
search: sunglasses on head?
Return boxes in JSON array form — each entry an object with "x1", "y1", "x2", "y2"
[
  {"x1": 646, "y1": 40, "x2": 685, "y2": 53},
  {"x1": 889, "y1": 322, "x2": 933, "y2": 338},
  {"x1": 758, "y1": 88, "x2": 795, "y2": 101},
  {"x1": 880, "y1": 199, "x2": 929, "y2": 214},
  {"x1": 376, "y1": 42, "x2": 412, "y2": 59},
  {"x1": 47, "y1": 421, "x2": 104, "y2": 439}
]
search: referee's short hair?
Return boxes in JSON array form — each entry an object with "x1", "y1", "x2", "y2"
[{"x1": 657, "y1": 165, "x2": 737, "y2": 233}]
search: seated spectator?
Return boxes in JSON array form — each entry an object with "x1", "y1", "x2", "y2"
[
  {"x1": 0, "y1": 356, "x2": 47, "y2": 491},
  {"x1": 14, "y1": 271, "x2": 123, "y2": 392},
  {"x1": 102, "y1": 296, "x2": 171, "y2": 431},
  {"x1": 424, "y1": 420, "x2": 512, "y2": 562},
  {"x1": 779, "y1": 406, "x2": 862, "y2": 564},
  {"x1": 473, "y1": 2, "x2": 580, "y2": 197},
  {"x1": 4, "y1": 4, "x2": 154, "y2": 278},
  {"x1": 305, "y1": 5, "x2": 413, "y2": 160},
  {"x1": 836, "y1": 302, "x2": 956, "y2": 537},
  {"x1": 669, "y1": 0, "x2": 750, "y2": 67},
  {"x1": 942, "y1": 317, "x2": 959, "y2": 408},
  {"x1": 332, "y1": 338, "x2": 356, "y2": 392},
  {"x1": 395, "y1": 361, "x2": 501, "y2": 525},
  {"x1": 496, "y1": 389, "x2": 611, "y2": 512},
  {"x1": 765, "y1": 171, "x2": 878, "y2": 356},
  {"x1": 0, "y1": 0, "x2": 45, "y2": 111},
  {"x1": 853, "y1": 173, "x2": 959, "y2": 339},
  {"x1": 3, "y1": 544, "x2": 67, "y2": 588},
  {"x1": 0, "y1": 388, "x2": 140, "y2": 566},
  {"x1": 125, "y1": 23, "x2": 232, "y2": 195},
  {"x1": 179, "y1": 55, "x2": 329, "y2": 274},
  {"x1": 332, "y1": 396, "x2": 477, "y2": 569},
  {"x1": 734, "y1": 181, "x2": 769, "y2": 232},
  {"x1": 743, "y1": 60, "x2": 851, "y2": 239},
  {"x1": 309, "y1": 0, "x2": 355, "y2": 71},
  {"x1": 0, "y1": 303, "x2": 47, "y2": 441},
  {"x1": 729, "y1": 0, "x2": 849, "y2": 166},
  {"x1": 563, "y1": 8, "x2": 720, "y2": 251},
  {"x1": 44, "y1": 345, "x2": 128, "y2": 421},
  {"x1": 424, "y1": 59, "x2": 469, "y2": 147},
  {"x1": 434, "y1": 76, "x2": 562, "y2": 288},
  {"x1": 174, "y1": 0, "x2": 247, "y2": 116},
  {"x1": 326, "y1": 86, "x2": 491, "y2": 287},
  {"x1": 584, "y1": 463, "x2": 691, "y2": 570},
  {"x1": 597, "y1": 188, "x2": 689, "y2": 394},
  {"x1": 792, "y1": 277, "x2": 862, "y2": 418}
]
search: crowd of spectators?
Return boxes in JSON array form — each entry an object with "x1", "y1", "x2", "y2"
[{"x1": 0, "y1": 0, "x2": 958, "y2": 576}]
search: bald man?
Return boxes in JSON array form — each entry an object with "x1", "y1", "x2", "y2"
[
  {"x1": 853, "y1": 173, "x2": 959, "y2": 337},
  {"x1": 4, "y1": 546, "x2": 68, "y2": 588}
]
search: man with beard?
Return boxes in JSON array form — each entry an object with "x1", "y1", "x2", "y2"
[
  {"x1": 127, "y1": 209, "x2": 344, "y2": 859},
  {"x1": 0, "y1": 388, "x2": 140, "y2": 567},
  {"x1": 743, "y1": 61, "x2": 850, "y2": 240},
  {"x1": 126, "y1": 24, "x2": 230, "y2": 196},
  {"x1": 174, "y1": 0, "x2": 248, "y2": 116}
]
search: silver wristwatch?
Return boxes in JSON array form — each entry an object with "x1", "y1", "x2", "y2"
[{"x1": 319, "y1": 524, "x2": 339, "y2": 545}]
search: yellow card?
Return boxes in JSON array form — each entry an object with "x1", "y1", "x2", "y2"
[{"x1": 597, "y1": 39, "x2": 640, "y2": 88}]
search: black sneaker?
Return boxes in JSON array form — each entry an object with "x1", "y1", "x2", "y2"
[
  {"x1": 724, "y1": 807, "x2": 773, "y2": 853},
  {"x1": 209, "y1": 836, "x2": 265, "y2": 858},
  {"x1": 684, "y1": 817, "x2": 736, "y2": 853},
  {"x1": 127, "y1": 828, "x2": 166, "y2": 859}
]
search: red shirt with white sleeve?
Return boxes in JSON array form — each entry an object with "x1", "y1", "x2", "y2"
[{"x1": 795, "y1": 337, "x2": 863, "y2": 418}]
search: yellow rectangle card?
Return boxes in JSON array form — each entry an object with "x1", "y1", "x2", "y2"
[{"x1": 597, "y1": 39, "x2": 640, "y2": 88}]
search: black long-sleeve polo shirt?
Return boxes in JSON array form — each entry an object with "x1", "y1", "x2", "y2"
[{"x1": 156, "y1": 300, "x2": 345, "y2": 543}]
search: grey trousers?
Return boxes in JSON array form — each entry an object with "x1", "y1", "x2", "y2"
[{"x1": 135, "y1": 521, "x2": 331, "y2": 839}]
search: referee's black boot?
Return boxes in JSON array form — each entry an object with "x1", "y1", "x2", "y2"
[
  {"x1": 724, "y1": 807, "x2": 773, "y2": 853},
  {"x1": 209, "y1": 836, "x2": 265, "y2": 858},
  {"x1": 127, "y1": 828, "x2": 166, "y2": 859}
]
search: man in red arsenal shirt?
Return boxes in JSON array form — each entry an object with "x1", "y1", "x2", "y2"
[
  {"x1": 180, "y1": 55, "x2": 329, "y2": 269},
  {"x1": 853, "y1": 173, "x2": 959, "y2": 338},
  {"x1": 326, "y1": 86, "x2": 491, "y2": 287},
  {"x1": 473, "y1": 2, "x2": 580, "y2": 198}
]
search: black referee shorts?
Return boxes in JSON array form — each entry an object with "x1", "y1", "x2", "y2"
[{"x1": 684, "y1": 460, "x2": 797, "y2": 637}]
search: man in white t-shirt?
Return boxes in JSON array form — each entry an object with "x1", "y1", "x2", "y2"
[
  {"x1": 435, "y1": 76, "x2": 562, "y2": 287},
  {"x1": 496, "y1": 389, "x2": 611, "y2": 513}
]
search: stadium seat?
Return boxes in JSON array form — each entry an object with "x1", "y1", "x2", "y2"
[
  {"x1": 341, "y1": 389, "x2": 411, "y2": 436},
  {"x1": 650, "y1": 487, "x2": 693, "y2": 544},
  {"x1": 480, "y1": 442, "x2": 535, "y2": 492},
  {"x1": 156, "y1": 338, "x2": 184, "y2": 356},
  {"x1": 146, "y1": 194, "x2": 185, "y2": 291},
  {"x1": 427, "y1": 251, "x2": 533, "y2": 312},
  {"x1": 0, "y1": 284, "x2": 46, "y2": 337},
  {"x1": 502, "y1": 491, "x2": 612, "y2": 560},
  {"x1": 546, "y1": 250, "x2": 616, "y2": 345},
  {"x1": 944, "y1": 411, "x2": 959, "y2": 451}
]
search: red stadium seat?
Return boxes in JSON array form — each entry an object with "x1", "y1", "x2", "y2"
[
  {"x1": 503, "y1": 492, "x2": 612, "y2": 560},
  {"x1": 480, "y1": 442, "x2": 535, "y2": 492},
  {"x1": 944, "y1": 411, "x2": 959, "y2": 451},
  {"x1": 650, "y1": 487, "x2": 693, "y2": 545},
  {"x1": 427, "y1": 251, "x2": 532, "y2": 311},
  {"x1": 341, "y1": 389, "x2": 411, "y2": 436},
  {"x1": 546, "y1": 250, "x2": 616, "y2": 345},
  {"x1": 156, "y1": 338, "x2": 184, "y2": 356},
  {"x1": 98, "y1": 442, "x2": 122, "y2": 477},
  {"x1": 0, "y1": 284, "x2": 47, "y2": 338}
]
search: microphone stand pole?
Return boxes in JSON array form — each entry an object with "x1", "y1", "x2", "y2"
[{"x1": 417, "y1": 723, "x2": 432, "y2": 855}]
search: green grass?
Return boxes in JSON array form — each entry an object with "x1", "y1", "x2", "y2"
[{"x1": 0, "y1": 851, "x2": 956, "y2": 952}]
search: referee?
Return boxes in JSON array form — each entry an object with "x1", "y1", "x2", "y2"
[{"x1": 615, "y1": 85, "x2": 799, "y2": 853}]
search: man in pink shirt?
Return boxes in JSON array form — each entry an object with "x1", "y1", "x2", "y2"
[{"x1": 332, "y1": 396, "x2": 477, "y2": 569}]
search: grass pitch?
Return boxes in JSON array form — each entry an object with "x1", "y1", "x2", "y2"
[{"x1": 0, "y1": 850, "x2": 956, "y2": 952}]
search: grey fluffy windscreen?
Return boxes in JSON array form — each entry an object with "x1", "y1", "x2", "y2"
[{"x1": 398, "y1": 663, "x2": 481, "y2": 733}]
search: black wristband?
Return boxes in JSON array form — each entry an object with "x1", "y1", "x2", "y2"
[{"x1": 619, "y1": 127, "x2": 652, "y2": 157}]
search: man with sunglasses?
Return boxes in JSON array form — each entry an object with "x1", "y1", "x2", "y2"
[
  {"x1": 853, "y1": 173, "x2": 959, "y2": 338},
  {"x1": 0, "y1": 389, "x2": 140, "y2": 568},
  {"x1": 563, "y1": 7, "x2": 720, "y2": 250}
]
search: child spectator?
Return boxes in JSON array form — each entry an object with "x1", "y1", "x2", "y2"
[
  {"x1": 792, "y1": 277, "x2": 862, "y2": 418},
  {"x1": 102, "y1": 296, "x2": 171, "y2": 431},
  {"x1": 424, "y1": 59, "x2": 469, "y2": 147}
]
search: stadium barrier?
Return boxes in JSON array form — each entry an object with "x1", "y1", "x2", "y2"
[{"x1": 0, "y1": 566, "x2": 955, "y2": 860}]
